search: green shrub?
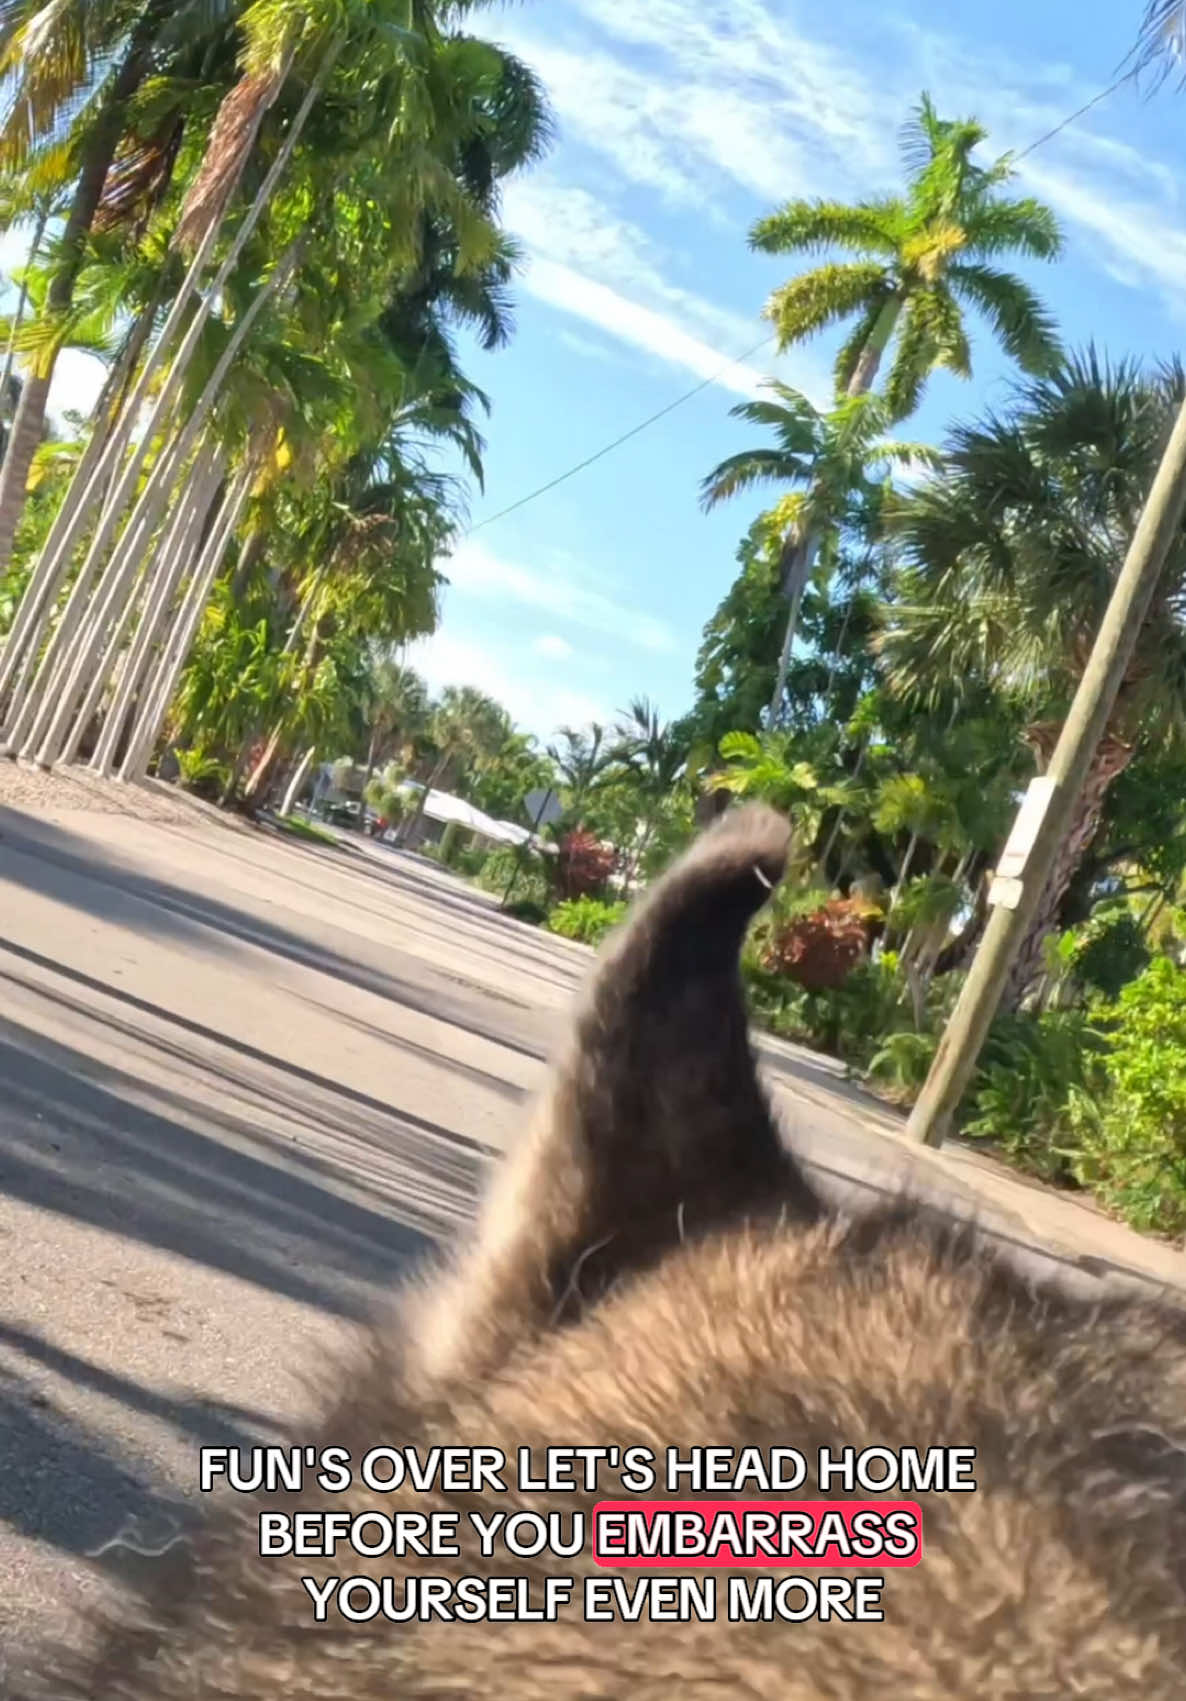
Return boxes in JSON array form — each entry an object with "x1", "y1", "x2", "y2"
[
  {"x1": 173, "y1": 745, "x2": 230, "y2": 799},
  {"x1": 505, "y1": 898, "x2": 548, "y2": 925},
  {"x1": 547, "y1": 895, "x2": 627, "y2": 947},
  {"x1": 456, "y1": 845, "x2": 488, "y2": 878},
  {"x1": 748, "y1": 955, "x2": 911, "y2": 1074},
  {"x1": 1070, "y1": 908, "x2": 1150, "y2": 999},
  {"x1": 476, "y1": 845, "x2": 551, "y2": 909},
  {"x1": 963, "y1": 1009, "x2": 1108, "y2": 1184},
  {"x1": 867, "y1": 1028, "x2": 940, "y2": 1101},
  {"x1": 1068, "y1": 958, "x2": 1186, "y2": 1234}
]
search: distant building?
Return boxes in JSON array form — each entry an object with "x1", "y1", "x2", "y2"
[{"x1": 308, "y1": 764, "x2": 555, "y2": 857}]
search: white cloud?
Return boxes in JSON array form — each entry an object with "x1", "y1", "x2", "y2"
[
  {"x1": 499, "y1": 0, "x2": 895, "y2": 207},
  {"x1": 533, "y1": 633, "x2": 576, "y2": 660},
  {"x1": 406, "y1": 628, "x2": 611, "y2": 741},
  {"x1": 557, "y1": 328, "x2": 639, "y2": 369},
  {"x1": 501, "y1": 178, "x2": 788, "y2": 397},
  {"x1": 499, "y1": 176, "x2": 832, "y2": 402},
  {"x1": 498, "y1": 0, "x2": 1186, "y2": 334},
  {"x1": 1016, "y1": 157, "x2": 1186, "y2": 317},
  {"x1": 439, "y1": 538, "x2": 679, "y2": 655},
  {"x1": 524, "y1": 257, "x2": 769, "y2": 398}
]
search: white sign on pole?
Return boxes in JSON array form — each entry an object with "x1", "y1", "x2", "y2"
[
  {"x1": 994, "y1": 776, "x2": 1057, "y2": 882},
  {"x1": 524, "y1": 787, "x2": 562, "y2": 829}
]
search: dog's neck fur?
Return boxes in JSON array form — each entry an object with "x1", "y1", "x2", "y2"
[{"x1": 30, "y1": 805, "x2": 1186, "y2": 1699}]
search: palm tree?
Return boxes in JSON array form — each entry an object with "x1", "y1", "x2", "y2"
[
  {"x1": 743, "y1": 94, "x2": 1063, "y2": 722},
  {"x1": 1, "y1": 0, "x2": 553, "y2": 785},
  {"x1": 871, "y1": 770, "x2": 959, "y2": 912},
  {"x1": 1131, "y1": 1, "x2": 1186, "y2": 82},
  {"x1": 546, "y1": 723, "x2": 617, "y2": 822},
  {"x1": 701, "y1": 382, "x2": 936, "y2": 721},
  {"x1": 0, "y1": 0, "x2": 247, "y2": 576},
  {"x1": 395, "y1": 684, "x2": 507, "y2": 846},
  {"x1": 877, "y1": 348, "x2": 1186, "y2": 1007},
  {"x1": 750, "y1": 93, "x2": 1063, "y2": 418},
  {"x1": 358, "y1": 654, "x2": 430, "y2": 804},
  {"x1": 610, "y1": 696, "x2": 687, "y2": 887}
]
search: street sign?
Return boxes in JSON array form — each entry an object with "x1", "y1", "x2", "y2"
[
  {"x1": 994, "y1": 776, "x2": 1056, "y2": 881},
  {"x1": 524, "y1": 787, "x2": 562, "y2": 829},
  {"x1": 987, "y1": 874, "x2": 1024, "y2": 910}
]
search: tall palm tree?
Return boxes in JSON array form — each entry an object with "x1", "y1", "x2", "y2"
[
  {"x1": 877, "y1": 348, "x2": 1186, "y2": 1007},
  {"x1": 611, "y1": 695, "x2": 687, "y2": 886},
  {"x1": 701, "y1": 382, "x2": 937, "y2": 721},
  {"x1": 395, "y1": 684, "x2": 507, "y2": 845},
  {"x1": 744, "y1": 93, "x2": 1063, "y2": 722},
  {"x1": 750, "y1": 93, "x2": 1063, "y2": 419},
  {"x1": 358, "y1": 653, "x2": 430, "y2": 801},
  {"x1": 0, "y1": 0, "x2": 245, "y2": 575},
  {"x1": 546, "y1": 722, "x2": 617, "y2": 823}
]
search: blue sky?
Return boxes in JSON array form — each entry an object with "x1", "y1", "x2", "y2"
[{"x1": 8, "y1": 0, "x2": 1186, "y2": 746}]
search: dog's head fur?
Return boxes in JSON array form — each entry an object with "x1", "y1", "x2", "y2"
[{"x1": 33, "y1": 805, "x2": 1186, "y2": 1697}]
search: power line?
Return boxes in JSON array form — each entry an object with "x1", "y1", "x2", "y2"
[
  {"x1": 469, "y1": 70, "x2": 1136, "y2": 536},
  {"x1": 467, "y1": 332, "x2": 775, "y2": 535},
  {"x1": 1013, "y1": 68, "x2": 1137, "y2": 160}
]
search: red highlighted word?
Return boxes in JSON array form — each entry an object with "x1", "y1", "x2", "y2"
[{"x1": 592, "y1": 1501, "x2": 923, "y2": 1568}]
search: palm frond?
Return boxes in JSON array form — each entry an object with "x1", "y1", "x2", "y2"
[
  {"x1": 948, "y1": 262, "x2": 1063, "y2": 374},
  {"x1": 699, "y1": 448, "x2": 814, "y2": 511},
  {"x1": 963, "y1": 196, "x2": 1062, "y2": 260},
  {"x1": 1128, "y1": 0, "x2": 1186, "y2": 84},
  {"x1": 748, "y1": 197, "x2": 902, "y2": 259},
  {"x1": 764, "y1": 260, "x2": 889, "y2": 352}
]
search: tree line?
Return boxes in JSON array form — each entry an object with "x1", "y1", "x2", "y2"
[{"x1": 1, "y1": 3, "x2": 1185, "y2": 1230}]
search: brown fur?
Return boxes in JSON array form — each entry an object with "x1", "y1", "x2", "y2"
[{"x1": 27, "y1": 804, "x2": 1186, "y2": 1697}]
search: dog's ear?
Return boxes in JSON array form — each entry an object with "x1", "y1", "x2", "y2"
[{"x1": 410, "y1": 803, "x2": 822, "y2": 1384}]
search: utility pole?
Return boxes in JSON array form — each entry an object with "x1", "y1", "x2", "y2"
[{"x1": 906, "y1": 391, "x2": 1186, "y2": 1148}]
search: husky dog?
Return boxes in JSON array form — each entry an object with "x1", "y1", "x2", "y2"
[{"x1": 32, "y1": 805, "x2": 1186, "y2": 1697}]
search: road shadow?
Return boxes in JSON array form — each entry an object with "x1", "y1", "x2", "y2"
[
  {"x1": 0, "y1": 808, "x2": 556, "y2": 1062},
  {"x1": 0, "y1": 1321, "x2": 283, "y2": 1574},
  {"x1": 0, "y1": 1019, "x2": 444, "y2": 1320}
]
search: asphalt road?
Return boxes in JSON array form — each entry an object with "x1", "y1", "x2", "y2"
[{"x1": 0, "y1": 792, "x2": 1182, "y2": 1686}]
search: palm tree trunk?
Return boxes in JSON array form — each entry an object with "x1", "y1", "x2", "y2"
[
  {"x1": 818, "y1": 737, "x2": 868, "y2": 872},
  {"x1": 0, "y1": 2, "x2": 168, "y2": 575},
  {"x1": 118, "y1": 459, "x2": 255, "y2": 783},
  {"x1": 358, "y1": 726, "x2": 381, "y2": 824},
  {"x1": 845, "y1": 293, "x2": 905, "y2": 398},
  {"x1": 0, "y1": 291, "x2": 162, "y2": 732},
  {"x1": 766, "y1": 279, "x2": 903, "y2": 731},
  {"x1": 23, "y1": 239, "x2": 300, "y2": 768},
  {"x1": 0, "y1": 200, "x2": 50, "y2": 458},
  {"x1": 229, "y1": 525, "x2": 267, "y2": 598},
  {"x1": 86, "y1": 440, "x2": 224, "y2": 775},
  {"x1": 889, "y1": 829, "x2": 920, "y2": 913},
  {"x1": 1001, "y1": 732, "x2": 1136, "y2": 1011},
  {"x1": 766, "y1": 529, "x2": 816, "y2": 724},
  {"x1": 69, "y1": 47, "x2": 324, "y2": 583},
  {"x1": 0, "y1": 40, "x2": 326, "y2": 723},
  {"x1": 279, "y1": 745, "x2": 317, "y2": 817},
  {"x1": 820, "y1": 586, "x2": 857, "y2": 708},
  {"x1": 396, "y1": 756, "x2": 449, "y2": 847},
  {"x1": 240, "y1": 564, "x2": 329, "y2": 802}
]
